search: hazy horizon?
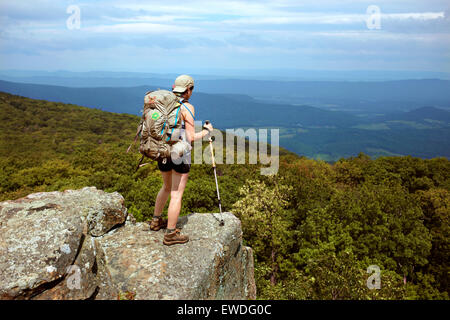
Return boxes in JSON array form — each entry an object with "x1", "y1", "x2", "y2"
[{"x1": 1, "y1": 68, "x2": 450, "y2": 82}]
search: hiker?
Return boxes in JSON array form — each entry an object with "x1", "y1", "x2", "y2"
[{"x1": 149, "y1": 75, "x2": 213, "y2": 245}]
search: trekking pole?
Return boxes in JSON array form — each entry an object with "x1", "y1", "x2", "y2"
[{"x1": 204, "y1": 120, "x2": 224, "y2": 227}]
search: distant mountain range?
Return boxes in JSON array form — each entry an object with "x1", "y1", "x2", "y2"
[
  {"x1": 0, "y1": 78, "x2": 449, "y2": 161},
  {"x1": 2, "y1": 69, "x2": 450, "y2": 81},
  {"x1": 0, "y1": 79, "x2": 361, "y2": 128},
  {"x1": 378, "y1": 106, "x2": 450, "y2": 124},
  {"x1": 1, "y1": 72, "x2": 449, "y2": 114}
]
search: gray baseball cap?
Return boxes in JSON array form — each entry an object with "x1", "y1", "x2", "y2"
[{"x1": 172, "y1": 74, "x2": 194, "y2": 93}]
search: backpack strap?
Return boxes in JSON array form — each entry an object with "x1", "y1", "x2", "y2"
[
  {"x1": 165, "y1": 100, "x2": 195, "y2": 142},
  {"x1": 180, "y1": 102, "x2": 195, "y2": 120},
  {"x1": 178, "y1": 97, "x2": 195, "y2": 120},
  {"x1": 126, "y1": 120, "x2": 143, "y2": 153},
  {"x1": 135, "y1": 154, "x2": 145, "y2": 172},
  {"x1": 166, "y1": 105, "x2": 181, "y2": 142}
]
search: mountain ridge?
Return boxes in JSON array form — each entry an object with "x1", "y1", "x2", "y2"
[
  {"x1": 1, "y1": 80, "x2": 449, "y2": 161},
  {"x1": 0, "y1": 79, "x2": 360, "y2": 128}
]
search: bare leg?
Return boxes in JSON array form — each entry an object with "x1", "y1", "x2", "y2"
[
  {"x1": 167, "y1": 170, "x2": 189, "y2": 229},
  {"x1": 154, "y1": 171, "x2": 172, "y2": 217}
]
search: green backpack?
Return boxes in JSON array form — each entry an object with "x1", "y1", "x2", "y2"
[{"x1": 127, "y1": 90, "x2": 186, "y2": 169}]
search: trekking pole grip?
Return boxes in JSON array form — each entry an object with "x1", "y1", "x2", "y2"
[
  {"x1": 203, "y1": 120, "x2": 211, "y2": 132},
  {"x1": 205, "y1": 121, "x2": 216, "y2": 167},
  {"x1": 203, "y1": 120, "x2": 214, "y2": 142}
]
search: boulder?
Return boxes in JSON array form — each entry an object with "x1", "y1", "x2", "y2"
[
  {"x1": 0, "y1": 187, "x2": 127, "y2": 299},
  {"x1": 98, "y1": 212, "x2": 256, "y2": 300},
  {"x1": 31, "y1": 235, "x2": 99, "y2": 300},
  {"x1": 0, "y1": 187, "x2": 256, "y2": 300}
]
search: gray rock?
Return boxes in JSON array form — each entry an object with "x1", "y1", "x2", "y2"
[
  {"x1": 0, "y1": 187, "x2": 127, "y2": 299},
  {"x1": 0, "y1": 203, "x2": 83, "y2": 299},
  {"x1": 58, "y1": 186, "x2": 128, "y2": 237},
  {"x1": 98, "y1": 212, "x2": 256, "y2": 300},
  {"x1": 0, "y1": 188, "x2": 256, "y2": 300},
  {"x1": 31, "y1": 235, "x2": 98, "y2": 300}
]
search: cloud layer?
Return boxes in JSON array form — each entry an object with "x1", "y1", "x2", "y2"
[{"x1": 0, "y1": 0, "x2": 449, "y2": 73}]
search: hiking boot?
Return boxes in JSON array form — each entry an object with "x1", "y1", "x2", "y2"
[
  {"x1": 163, "y1": 228, "x2": 189, "y2": 246},
  {"x1": 148, "y1": 216, "x2": 167, "y2": 231}
]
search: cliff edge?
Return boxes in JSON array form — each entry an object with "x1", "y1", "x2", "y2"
[{"x1": 0, "y1": 187, "x2": 256, "y2": 300}]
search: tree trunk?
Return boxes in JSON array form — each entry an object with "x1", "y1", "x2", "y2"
[{"x1": 270, "y1": 247, "x2": 278, "y2": 285}]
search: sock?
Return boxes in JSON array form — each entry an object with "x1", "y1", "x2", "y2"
[
  {"x1": 166, "y1": 228, "x2": 175, "y2": 234},
  {"x1": 152, "y1": 215, "x2": 161, "y2": 220}
]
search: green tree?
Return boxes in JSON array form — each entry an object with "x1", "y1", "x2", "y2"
[{"x1": 233, "y1": 177, "x2": 294, "y2": 286}]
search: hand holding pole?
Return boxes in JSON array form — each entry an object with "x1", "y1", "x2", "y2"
[{"x1": 204, "y1": 120, "x2": 224, "y2": 226}]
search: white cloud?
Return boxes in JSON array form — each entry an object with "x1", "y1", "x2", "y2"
[
  {"x1": 384, "y1": 12, "x2": 446, "y2": 20},
  {"x1": 102, "y1": 15, "x2": 180, "y2": 23},
  {"x1": 217, "y1": 11, "x2": 446, "y2": 27},
  {"x1": 0, "y1": 0, "x2": 449, "y2": 72},
  {"x1": 85, "y1": 22, "x2": 198, "y2": 34},
  {"x1": 112, "y1": 0, "x2": 271, "y2": 16}
]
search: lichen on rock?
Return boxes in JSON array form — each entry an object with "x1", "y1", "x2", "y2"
[{"x1": 0, "y1": 187, "x2": 256, "y2": 300}]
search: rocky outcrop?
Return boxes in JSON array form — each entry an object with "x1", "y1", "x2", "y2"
[{"x1": 0, "y1": 187, "x2": 256, "y2": 300}]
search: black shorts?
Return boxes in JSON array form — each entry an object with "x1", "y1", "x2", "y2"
[{"x1": 157, "y1": 157, "x2": 191, "y2": 174}]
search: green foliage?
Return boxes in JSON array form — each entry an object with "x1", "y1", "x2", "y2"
[
  {"x1": 0, "y1": 92, "x2": 260, "y2": 215},
  {"x1": 234, "y1": 152, "x2": 449, "y2": 299},
  {"x1": 1, "y1": 92, "x2": 449, "y2": 300},
  {"x1": 233, "y1": 177, "x2": 295, "y2": 285},
  {"x1": 416, "y1": 188, "x2": 450, "y2": 296},
  {"x1": 297, "y1": 183, "x2": 432, "y2": 275}
]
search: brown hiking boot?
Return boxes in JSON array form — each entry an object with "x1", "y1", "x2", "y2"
[
  {"x1": 148, "y1": 216, "x2": 167, "y2": 231},
  {"x1": 163, "y1": 228, "x2": 189, "y2": 246}
]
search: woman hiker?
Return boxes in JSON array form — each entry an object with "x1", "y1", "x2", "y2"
[{"x1": 149, "y1": 75, "x2": 213, "y2": 245}]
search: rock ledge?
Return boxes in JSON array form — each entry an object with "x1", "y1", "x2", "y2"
[{"x1": 0, "y1": 187, "x2": 256, "y2": 300}]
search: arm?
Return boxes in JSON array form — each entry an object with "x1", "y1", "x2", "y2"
[{"x1": 182, "y1": 103, "x2": 213, "y2": 144}]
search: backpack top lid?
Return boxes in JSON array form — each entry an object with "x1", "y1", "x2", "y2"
[
  {"x1": 144, "y1": 91, "x2": 155, "y2": 105},
  {"x1": 143, "y1": 90, "x2": 179, "y2": 113}
]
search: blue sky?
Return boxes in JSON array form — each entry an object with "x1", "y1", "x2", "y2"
[{"x1": 0, "y1": 0, "x2": 449, "y2": 75}]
